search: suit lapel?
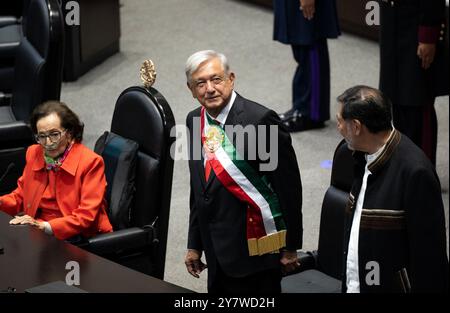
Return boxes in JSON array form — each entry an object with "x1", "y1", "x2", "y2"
[
  {"x1": 192, "y1": 112, "x2": 207, "y2": 189},
  {"x1": 194, "y1": 158, "x2": 206, "y2": 190},
  {"x1": 224, "y1": 93, "x2": 245, "y2": 126}
]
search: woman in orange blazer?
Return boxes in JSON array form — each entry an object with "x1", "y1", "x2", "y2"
[{"x1": 0, "y1": 101, "x2": 112, "y2": 240}]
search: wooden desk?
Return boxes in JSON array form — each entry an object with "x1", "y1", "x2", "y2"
[{"x1": 0, "y1": 211, "x2": 191, "y2": 293}]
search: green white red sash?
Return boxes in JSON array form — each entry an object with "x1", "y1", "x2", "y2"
[{"x1": 200, "y1": 107, "x2": 286, "y2": 256}]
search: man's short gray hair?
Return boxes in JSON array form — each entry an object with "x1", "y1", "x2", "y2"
[{"x1": 185, "y1": 50, "x2": 230, "y2": 85}]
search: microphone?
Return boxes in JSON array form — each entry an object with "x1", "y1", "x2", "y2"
[{"x1": 0, "y1": 163, "x2": 15, "y2": 186}]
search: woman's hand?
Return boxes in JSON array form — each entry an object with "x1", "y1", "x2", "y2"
[{"x1": 9, "y1": 214, "x2": 45, "y2": 230}]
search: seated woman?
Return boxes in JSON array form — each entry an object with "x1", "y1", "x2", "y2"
[{"x1": 0, "y1": 101, "x2": 112, "y2": 240}]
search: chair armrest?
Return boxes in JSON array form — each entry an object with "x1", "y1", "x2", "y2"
[
  {"x1": 0, "y1": 121, "x2": 33, "y2": 144},
  {"x1": 0, "y1": 17, "x2": 19, "y2": 27},
  {"x1": 0, "y1": 92, "x2": 12, "y2": 106},
  {"x1": 84, "y1": 227, "x2": 154, "y2": 255}
]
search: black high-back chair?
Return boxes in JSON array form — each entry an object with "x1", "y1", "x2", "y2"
[
  {"x1": 0, "y1": 0, "x2": 64, "y2": 196},
  {"x1": 82, "y1": 85, "x2": 176, "y2": 280},
  {"x1": 282, "y1": 140, "x2": 354, "y2": 293},
  {"x1": 0, "y1": 0, "x2": 30, "y2": 92}
]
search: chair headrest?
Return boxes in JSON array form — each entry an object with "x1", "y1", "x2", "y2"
[
  {"x1": 330, "y1": 139, "x2": 354, "y2": 192},
  {"x1": 12, "y1": 38, "x2": 45, "y2": 121},
  {"x1": 25, "y1": 0, "x2": 50, "y2": 57},
  {"x1": 111, "y1": 86, "x2": 175, "y2": 158}
]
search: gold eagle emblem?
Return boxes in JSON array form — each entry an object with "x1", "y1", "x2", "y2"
[{"x1": 204, "y1": 125, "x2": 224, "y2": 154}]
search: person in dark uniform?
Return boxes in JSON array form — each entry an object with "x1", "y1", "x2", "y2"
[
  {"x1": 379, "y1": 0, "x2": 447, "y2": 165},
  {"x1": 337, "y1": 85, "x2": 448, "y2": 293},
  {"x1": 183, "y1": 50, "x2": 303, "y2": 293},
  {"x1": 273, "y1": 0, "x2": 340, "y2": 132}
]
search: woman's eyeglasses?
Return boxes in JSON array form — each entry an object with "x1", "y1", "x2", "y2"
[{"x1": 35, "y1": 130, "x2": 66, "y2": 144}]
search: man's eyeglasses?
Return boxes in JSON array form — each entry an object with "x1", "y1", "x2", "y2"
[
  {"x1": 194, "y1": 75, "x2": 227, "y2": 91},
  {"x1": 35, "y1": 130, "x2": 66, "y2": 144}
]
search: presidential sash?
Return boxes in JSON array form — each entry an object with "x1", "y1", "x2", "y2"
[{"x1": 200, "y1": 107, "x2": 286, "y2": 256}]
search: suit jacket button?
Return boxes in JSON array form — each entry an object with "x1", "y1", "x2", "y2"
[{"x1": 27, "y1": 203, "x2": 31, "y2": 208}]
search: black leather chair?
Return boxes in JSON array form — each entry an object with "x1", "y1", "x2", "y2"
[
  {"x1": 0, "y1": 0, "x2": 30, "y2": 92},
  {"x1": 0, "y1": 0, "x2": 64, "y2": 196},
  {"x1": 81, "y1": 85, "x2": 176, "y2": 280},
  {"x1": 282, "y1": 140, "x2": 354, "y2": 293}
]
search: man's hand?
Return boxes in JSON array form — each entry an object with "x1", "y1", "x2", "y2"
[
  {"x1": 280, "y1": 250, "x2": 301, "y2": 275},
  {"x1": 184, "y1": 249, "x2": 207, "y2": 278},
  {"x1": 9, "y1": 214, "x2": 45, "y2": 230},
  {"x1": 299, "y1": 0, "x2": 315, "y2": 20},
  {"x1": 417, "y1": 42, "x2": 436, "y2": 69}
]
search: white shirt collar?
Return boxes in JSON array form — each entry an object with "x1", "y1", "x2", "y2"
[
  {"x1": 365, "y1": 128, "x2": 395, "y2": 165},
  {"x1": 206, "y1": 91, "x2": 236, "y2": 126}
]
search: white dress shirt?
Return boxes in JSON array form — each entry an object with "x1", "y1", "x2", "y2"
[{"x1": 346, "y1": 132, "x2": 394, "y2": 292}]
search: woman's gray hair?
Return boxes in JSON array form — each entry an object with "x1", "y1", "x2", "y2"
[{"x1": 185, "y1": 50, "x2": 230, "y2": 85}]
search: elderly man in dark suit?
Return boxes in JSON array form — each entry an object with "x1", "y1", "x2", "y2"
[
  {"x1": 273, "y1": 0, "x2": 340, "y2": 132},
  {"x1": 184, "y1": 50, "x2": 303, "y2": 293}
]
